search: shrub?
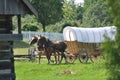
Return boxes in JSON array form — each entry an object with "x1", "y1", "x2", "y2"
[{"x1": 22, "y1": 23, "x2": 39, "y2": 31}]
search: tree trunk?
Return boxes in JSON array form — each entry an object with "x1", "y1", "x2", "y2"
[{"x1": 42, "y1": 23, "x2": 46, "y2": 32}]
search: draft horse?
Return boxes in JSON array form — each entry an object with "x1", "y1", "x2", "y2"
[{"x1": 29, "y1": 35, "x2": 67, "y2": 64}]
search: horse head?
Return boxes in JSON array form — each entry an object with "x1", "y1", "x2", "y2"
[
  {"x1": 29, "y1": 36, "x2": 38, "y2": 45},
  {"x1": 37, "y1": 35, "x2": 49, "y2": 47}
]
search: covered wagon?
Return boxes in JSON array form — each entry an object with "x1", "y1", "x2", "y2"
[{"x1": 63, "y1": 26, "x2": 116, "y2": 63}]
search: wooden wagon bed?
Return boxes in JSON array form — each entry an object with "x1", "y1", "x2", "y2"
[
  {"x1": 65, "y1": 41, "x2": 102, "y2": 63},
  {"x1": 66, "y1": 41, "x2": 100, "y2": 55}
]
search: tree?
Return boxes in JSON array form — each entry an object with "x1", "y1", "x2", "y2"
[
  {"x1": 76, "y1": 5, "x2": 84, "y2": 22},
  {"x1": 62, "y1": 0, "x2": 77, "y2": 21},
  {"x1": 82, "y1": 0, "x2": 113, "y2": 27},
  {"x1": 102, "y1": 0, "x2": 120, "y2": 80},
  {"x1": 46, "y1": 20, "x2": 80, "y2": 33},
  {"x1": 30, "y1": 0, "x2": 64, "y2": 32},
  {"x1": 62, "y1": 0, "x2": 83, "y2": 22}
]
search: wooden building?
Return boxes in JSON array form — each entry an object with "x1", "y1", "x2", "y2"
[{"x1": 0, "y1": 0, "x2": 38, "y2": 80}]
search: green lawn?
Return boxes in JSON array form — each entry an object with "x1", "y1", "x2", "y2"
[
  {"x1": 15, "y1": 59, "x2": 108, "y2": 80},
  {"x1": 14, "y1": 40, "x2": 109, "y2": 80}
]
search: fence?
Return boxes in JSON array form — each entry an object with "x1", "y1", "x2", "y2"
[{"x1": 13, "y1": 31, "x2": 64, "y2": 41}]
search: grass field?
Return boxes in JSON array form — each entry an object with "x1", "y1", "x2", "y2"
[
  {"x1": 14, "y1": 40, "x2": 109, "y2": 80},
  {"x1": 15, "y1": 59, "x2": 108, "y2": 80}
]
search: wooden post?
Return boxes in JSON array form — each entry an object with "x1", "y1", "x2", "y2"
[
  {"x1": 18, "y1": 15, "x2": 21, "y2": 34},
  {"x1": 10, "y1": 41, "x2": 16, "y2": 80},
  {"x1": 0, "y1": 16, "x2": 16, "y2": 80}
]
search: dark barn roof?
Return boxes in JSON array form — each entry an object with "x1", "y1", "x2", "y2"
[{"x1": 0, "y1": 0, "x2": 38, "y2": 16}]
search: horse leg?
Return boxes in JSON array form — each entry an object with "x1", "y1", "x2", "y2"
[
  {"x1": 59, "y1": 52, "x2": 63, "y2": 63},
  {"x1": 54, "y1": 51, "x2": 61, "y2": 64},
  {"x1": 45, "y1": 50, "x2": 51, "y2": 64},
  {"x1": 57, "y1": 52, "x2": 60, "y2": 64},
  {"x1": 60, "y1": 52, "x2": 67, "y2": 64},
  {"x1": 49, "y1": 52, "x2": 55, "y2": 63},
  {"x1": 38, "y1": 51, "x2": 41, "y2": 64},
  {"x1": 53, "y1": 52, "x2": 58, "y2": 64}
]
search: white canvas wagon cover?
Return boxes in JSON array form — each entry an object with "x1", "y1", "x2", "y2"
[{"x1": 63, "y1": 26, "x2": 116, "y2": 43}]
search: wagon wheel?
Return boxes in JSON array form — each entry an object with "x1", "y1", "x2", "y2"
[
  {"x1": 89, "y1": 50, "x2": 102, "y2": 63},
  {"x1": 78, "y1": 49, "x2": 89, "y2": 63},
  {"x1": 65, "y1": 53, "x2": 76, "y2": 64},
  {"x1": 28, "y1": 47, "x2": 36, "y2": 62}
]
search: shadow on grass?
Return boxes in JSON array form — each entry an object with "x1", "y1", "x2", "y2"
[
  {"x1": 46, "y1": 59, "x2": 93, "y2": 66},
  {"x1": 49, "y1": 62, "x2": 92, "y2": 66}
]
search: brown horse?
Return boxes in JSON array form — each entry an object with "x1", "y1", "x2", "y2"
[
  {"x1": 29, "y1": 35, "x2": 67, "y2": 64},
  {"x1": 29, "y1": 36, "x2": 45, "y2": 64}
]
